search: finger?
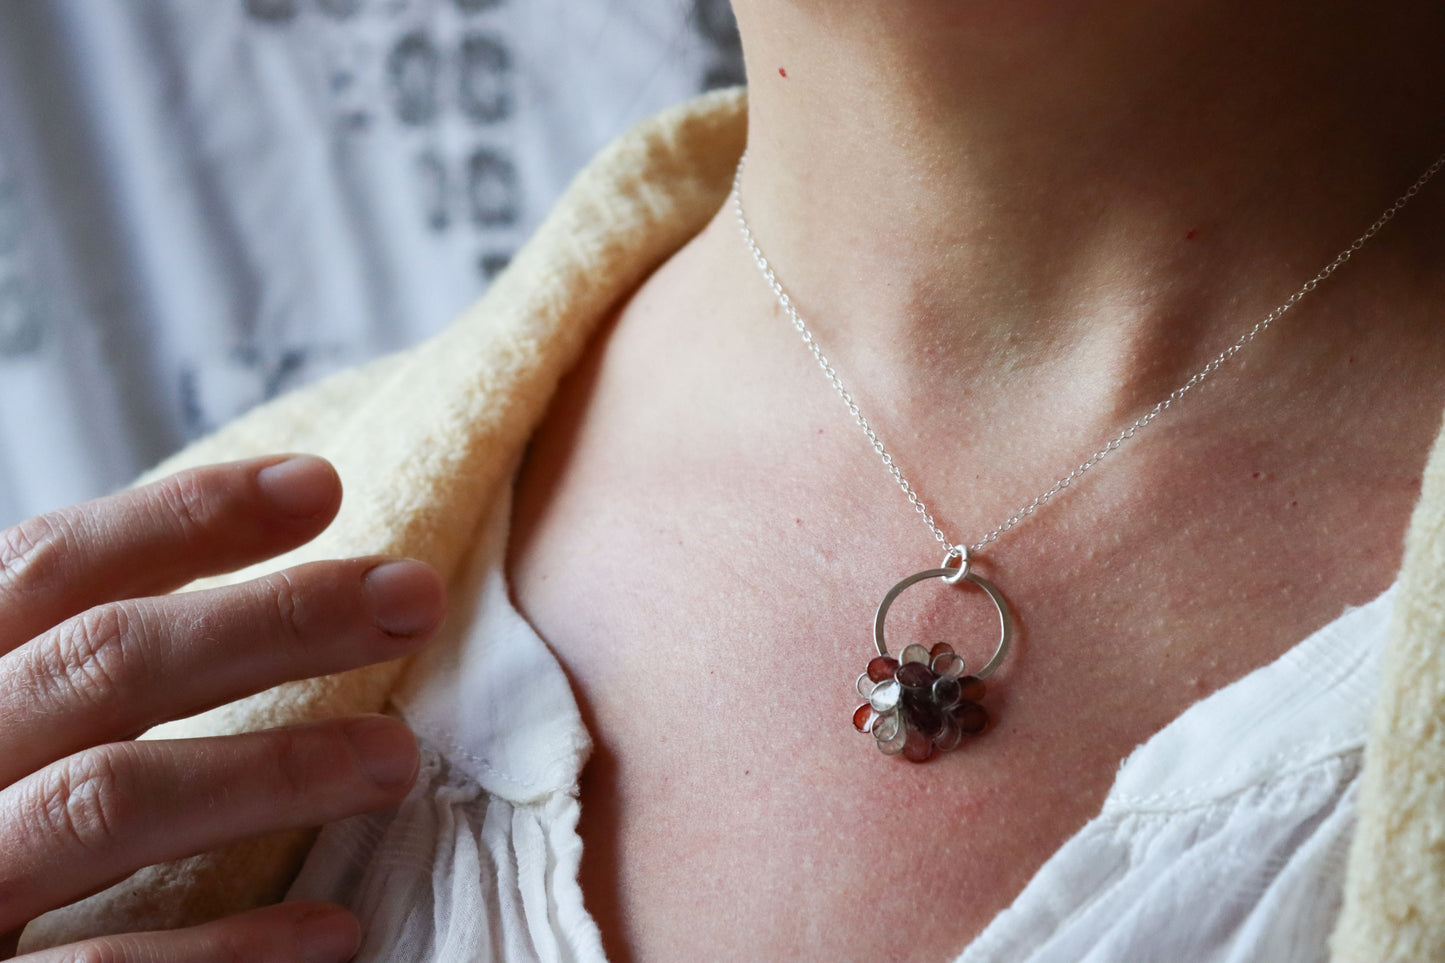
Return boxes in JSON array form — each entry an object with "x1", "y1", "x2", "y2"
[
  {"x1": 0, "y1": 557, "x2": 444, "y2": 787},
  {"x1": 14, "y1": 901, "x2": 359, "y2": 963},
  {"x1": 0, "y1": 716, "x2": 418, "y2": 934},
  {"x1": 0, "y1": 454, "x2": 342, "y2": 655}
]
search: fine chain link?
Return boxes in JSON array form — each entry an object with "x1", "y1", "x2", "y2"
[{"x1": 731, "y1": 150, "x2": 1445, "y2": 556}]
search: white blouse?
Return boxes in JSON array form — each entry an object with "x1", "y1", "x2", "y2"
[{"x1": 288, "y1": 470, "x2": 1394, "y2": 963}]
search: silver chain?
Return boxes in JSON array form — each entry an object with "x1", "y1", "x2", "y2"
[{"x1": 732, "y1": 150, "x2": 1445, "y2": 556}]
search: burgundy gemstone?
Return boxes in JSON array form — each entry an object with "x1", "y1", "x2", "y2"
[
  {"x1": 867, "y1": 656, "x2": 900, "y2": 683},
  {"x1": 955, "y1": 701, "x2": 989, "y2": 735},
  {"x1": 958, "y1": 675, "x2": 987, "y2": 702},
  {"x1": 852, "y1": 703, "x2": 875, "y2": 733},
  {"x1": 902, "y1": 728, "x2": 935, "y2": 763},
  {"x1": 903, "y1": 693, "x2": 944, "y2": 737},
  {"x1": 896, "y1": 661, "x2": 935, "y2": 689},
  {"x1": 930, "y1": 642, "x2": 955, "y2": 658}
]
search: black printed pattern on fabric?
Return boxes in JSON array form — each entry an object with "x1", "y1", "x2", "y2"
[
  {"x1": 244, "y1": 0, "x2": 519, "y2": 285},
  {"x1": 207, "y1": 0, "x2": 744, "y2": 436}
]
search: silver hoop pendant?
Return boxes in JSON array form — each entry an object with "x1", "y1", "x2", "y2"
[{"x1": 851, "y1": 547, "x2": 1013, "y2": 763}]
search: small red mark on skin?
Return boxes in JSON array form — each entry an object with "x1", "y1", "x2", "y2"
[
  {"x1": 1289, "y1": 500, "x2": 1299, "y2": 508},
  {"x1": 779, "y1": 67, "x2": 787, "y2": 78},
  {"x1": 1252, "y1": 471, "x2": 1263, "y2": 479},
  {"x1": 796, "y1": 518, "x2": 802, "y2": 525},
  {"x1": 1185, "y1": 229, "x2": 1198, "y2": 240},
  {"x1": 817, "y1": 427, "x2": 824, "y2": 434}
]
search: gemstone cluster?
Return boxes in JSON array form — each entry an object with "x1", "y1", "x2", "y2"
[{"x1": 852, "y1": 642, "x2": 989, "y2": 763}]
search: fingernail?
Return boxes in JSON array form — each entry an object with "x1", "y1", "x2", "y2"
[
  {"x1": 292, "y1": 903, "x2": 360, "y2": 963},
  {"x1": 345, "y1": 716, "x2": 419, "y2": 789},
  {"x1": 363, "y1": 559, "x2": 444, "y2": 637},
  {"x1": 257, "y1": 456, "x2": 337, "y2": 518}
]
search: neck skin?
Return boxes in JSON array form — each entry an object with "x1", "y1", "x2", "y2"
[{"x1": 726, "y1": 1, "x2": 1445, "y2": 437}]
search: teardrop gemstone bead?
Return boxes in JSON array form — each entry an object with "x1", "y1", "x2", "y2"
[
  {"x1": 933, "y1": 716, "x2": 963, "y2": 752},
  {"x1": 869, "y1": 679, "x2": 902, "y2": 712},
  {"x1": 876, "y1": 714, "x2": 908, "y2": 754},
  {"x1": 955, "y1": 701, "x2": 989, "y2": 735},
  {"x1": 958, "y1": 675, "x2": 987, "y2": 702},
  {"x1": 900, "y1": 643, "x2": 931, "y2": 665},
  {"x1": 903, "y1": 693, "x2": 944, "y2": 738},
  {"x1": 872, "y1": 708, "x2": 902, "y2": 743},
  {"x1": 901, "y1": 728, "x2": 934, "y2": 763},
  {"x1": 931, "y1": 651, "x2": 965, "y2": 679},
  {"x1": 896, "y1": 661, "x2": 935, "y2": 690},
  {"x1": 932, "y1": 675, "x2": 962, "y2": 709},
  {"x1": 867, "y1": 656, "x2": 900, "y2": 682}
]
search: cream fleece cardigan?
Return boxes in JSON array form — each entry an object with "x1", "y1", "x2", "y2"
[{"x1": 20, "y1": 86, "x2": 1445, "y2": 963}]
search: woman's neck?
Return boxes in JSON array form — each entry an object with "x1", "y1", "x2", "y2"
[{"x1": 728, "y1": 0, "x2": 1445, "y2": 419}]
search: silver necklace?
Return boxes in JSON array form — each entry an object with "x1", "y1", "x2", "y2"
[{"x1": 731, "y1": 149, "x2": 1444, "y2": 763}]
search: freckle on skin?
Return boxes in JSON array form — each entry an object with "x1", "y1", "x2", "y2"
[{"x1": 1185, "y1": 228, "x2": 1198, "y2": 240}]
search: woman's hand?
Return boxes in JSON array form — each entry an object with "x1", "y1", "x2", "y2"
[{"x1": 0, "y1": 454, "x2": 445, "y2": 962}]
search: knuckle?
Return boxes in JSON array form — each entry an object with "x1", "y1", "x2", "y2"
[
  {"x1": 152, "y1": 469, "x2": 222, "y2": 545},
  {"x1": 54, "y1": 940, "x2": 129, "y2": 963},
  {"x1": 24, "y1": 747, "x2": 139, "y2": 856},
  {"x1": 28, "y1": 604, "x2": 147, "y2": 715},
  {"x1": 260, "y1": 569, "x2": 311, "y2": 644},
  {"x1": 259, "y1": 726, "x2": 345, "y2": 810},
  {"x1": 0, "y1": 511, "x2": 72, "y2": 598}
]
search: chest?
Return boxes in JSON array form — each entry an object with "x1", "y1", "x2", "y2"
[{"x1": 504, "y1": 376, "x2": 1411, "y2": 962}]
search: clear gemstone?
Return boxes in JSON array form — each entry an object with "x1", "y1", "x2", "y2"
[
  {"x1": 933, "y1": 716, "x2": 963, "y2": 752},
  {"x1": 931, "y1": 652, "x2": 965, "y2": 679},
  {"x1": 932, "y1": 675, "x2": 962, "y2": 709},
  {"x1": 900, "y1": 643, "x2": 931, "y2": 665},
  {"x1": 875, "y1": 714, "x2": 908, "y2": 754},
  {"x1": 872, "y1": 708, "x2": 902, "y2": 743},
  {"x1": 869, "y1": 679, "x2": 902, "y2": 712}
]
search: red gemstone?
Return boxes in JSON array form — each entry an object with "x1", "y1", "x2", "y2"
[
  {"x1": 852, "y1": 703, "x2": 875, "y2": 732},
  {"x1": 955, "y1": 701, "x2": 989, "y2": 734},
  {"x1": 958, "y1": 675, "x2": 986, "y2": 702},
  {"x1": 930, "y1": 642, "x2": 955, "y2": 658},
  {"x1": 867, "y1": 656, "x2": 900, "y2": 682},
  {"x1": 902, "y1": 728, "x2": 935, "y2": 763},
  {"x1": 896, "y1": 661, "x2": 935, "y2": 689}
]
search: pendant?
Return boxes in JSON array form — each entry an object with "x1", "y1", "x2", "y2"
[{"x1": 852, "y1": 546, "x2": 1014, "y2": 763}]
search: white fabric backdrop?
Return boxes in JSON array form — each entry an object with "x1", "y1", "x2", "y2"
[{"x1": 0, "y1": 0, "x2": 742, "y2": 527}]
